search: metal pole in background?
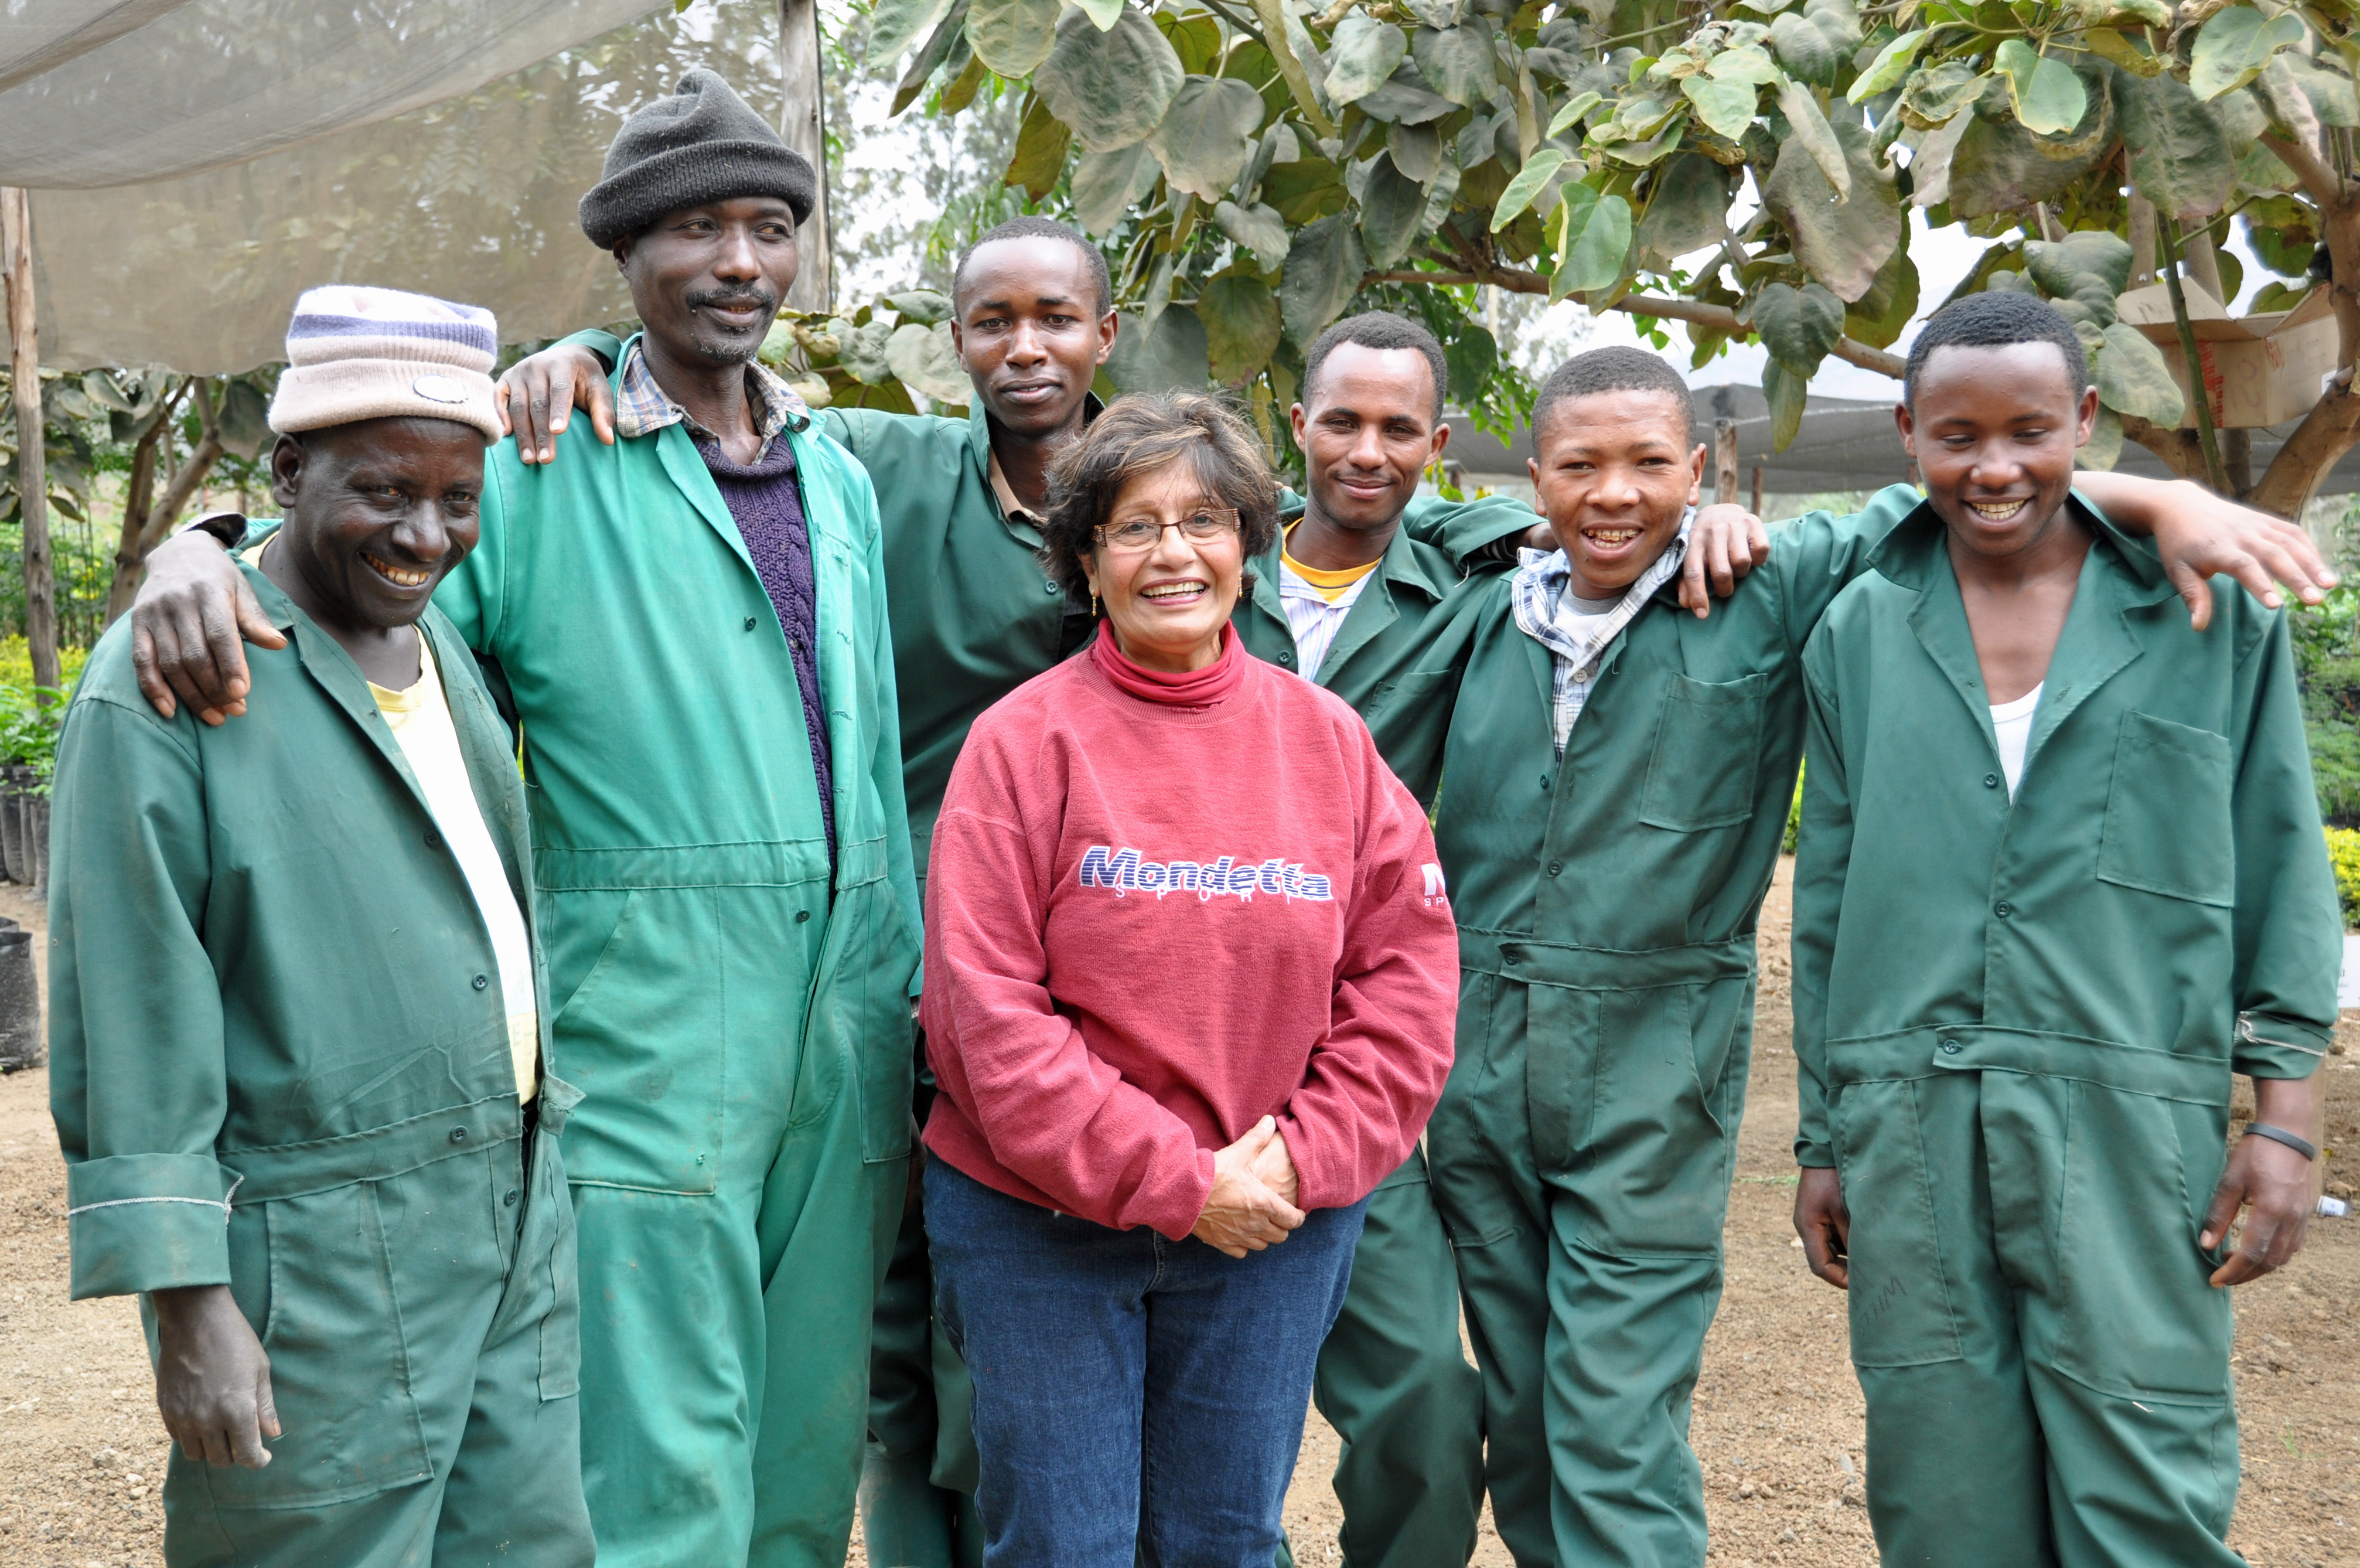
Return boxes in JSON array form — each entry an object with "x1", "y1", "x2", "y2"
[
  {"x1": 1, "y1": 189, "x2": 57, "y2": 694},
  {"x1": 780, "y1": 0, "x2": 832, "y2": 315}
]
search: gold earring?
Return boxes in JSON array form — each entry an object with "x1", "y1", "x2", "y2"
[{"x1": 1091, "y1": 590, "x2": 1100, "y2": 617}]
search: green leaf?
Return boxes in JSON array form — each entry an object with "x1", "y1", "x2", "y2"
[
  {"x1": 1359, "y1": 150, "x2": 1431, "y2": 266},
  {"x1": 1683, "y1": 74, "x2": 1760, "y2": 139},
  {"x1": 892, "y1": 0, "x2": 973, "y2": 114},
  {"x1": 1326, "y1": 16, "x2": 1410, "y2": 107},
  {"x1": 2284, "y1": 55, "x2": 2360, "y2": 128},
  {"x1": 2116, "y1": 69, "x2": 2238, "y2": 220},
  {"x1": 1849, "y1": 28, "x2": 1929, "y2": 104},
  {"x1": 1768, "y1": 0, "x2": 1863, "y2": 88},
  {"x1": 1761, "y1": 356, "x2": 1807, "y2": 451},
  {"x1": 1551, "y1": 183, "x2": 1633, "y2": 298},
  {"x1": 1213, "y1": 199, "x2": 1291, "y2": 269},
  {"x1": 1445, "y1": 325, "x2": 1498, "y2": 405},
  {"x1": 885, "y1": 289, "x2": 956, "y2": 324},
  {"x1": 1105, "y1": 305, "x2": 1212, "y2": 391},
  {"x1": 1264, "y1": 156, "x2": 1350, "y2": 223},
  {"x1": 1753, "y1": 280, "x2": 1847, "y2": 373},
  {"x1": 1547, "y1": 90, "x2": 1604, "y2": 136},
  {"x1": 967, "y1": 0, "x2": 1060, "y2": 76},
  {"x1": 1074, "y1": 0, "x2": 1125, "y2": 29},
  {"x1": 839, "y1": 319, "x2": 898, "y2": 385},
  {"x1": 1279, "y1": 213, "x2": 1370, "y2": 347},
  {"x1": 1765, "y1": 107, "x2": 1899, "y2": 300},
  {"x1": 869, "y1": 0, "x2": 956, "y2": 66},
  {"x1": 1635, "y1": 154, "x2": 1731, "y2": 260},
  {"x1": 1947, "y1": 108, "x2": 2112, "y2": 218},
  {"x1": 2083, "y1": 27, "x2": 2164, "y2": 79},
  {"x1": 1843, "y1": 246, "x2": 1919, "y2": 349},
  {"x1": 1412, "y1": 21, "x2": 1500, "y2": 107},
  {"x1": 1993, "y1": 40, "x2": 2089, "y2": 136},
  {"x1": 1776, "y1": 77, "x2": 1851, "y2": 199},
  {"x1": 2190, "y1": 5, "x2": 2307, "y2": 101},
  {"x1": 1147, "y1": 76, "x2": 1267, "y2": 200},
  {"x1": 216, "y1": 382, "x2": 272, "y2": 461},
  {"x1": 2095, "y1": 321, "x2": 2186, "y2": 426},
  {"x1": 1357, "y1": 66, "x2": 1460, "y2": 123},
  {"x1": 1898, "y1": 60, "x2": 1984, "y2": 127},
  {"x1": 1418, "y1": 156, "x2": 1462, "y2": 233},
  {"x1": 1387, "y1": 119, "x2": 1444, "y2": 182},
  {"x1": 1003, "y1": 96, "x2": 1074, "y2": 200},
  {"x1": 2024, "y1": 230, "x2": 2133, "y2": 300},
  {"x1": 1036, "y1": 6, "x2": 1186, "y2": 152},
  {"x1": 886, "y1": 322, "x2": 971, "y2": 404},
  {"x1": 1072, "y1": 142, "x2": 1163, "y2": 234},
  {"x1": 2084, "y1": 0, "x2": 2171, "y2": 28},
  {"x1": 1491, "y1": 148, "x2": 1571, "y2": 231},
  {"x1": 1201, "y1": 276, "x2": 1283, "y2": 382},
  {"x1": 1708, "y1": 45, "x2": 1782, "y2": 85}
]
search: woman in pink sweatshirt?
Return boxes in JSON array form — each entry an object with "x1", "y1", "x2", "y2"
[{"x1": 919, "y1": 394, "x2": 1459, "y2": 1566}]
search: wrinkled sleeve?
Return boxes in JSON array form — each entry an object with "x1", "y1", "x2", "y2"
[
  {"x1": 2227, "y1": 611, "x2": 2341, "y2": 1078},
  {"x1": 920, "y1": 761, "x2": 1217, "y2": 1238},
  {"x1": 47, "y1": 695, "x2": 235, "y2": 1299},
  {"x1": 1771, "y1": 483, "x2": 1923, "y2": 655},
  {"x1": 1399, "y1": 490, "x2": 1543, "y2": 567},
  {"x1": 1277, "y1": 723, "x2": 1461, "y2": 1210},
  {"x1": 558, "y1": 327, "x2": 623, "y2": 374},
  {"x1": 1790, "y1": 633, "x2": 1855, "y2": 1167},
  {"x1": 841, "y1": 449, "x2": 925, "y2": 991}
]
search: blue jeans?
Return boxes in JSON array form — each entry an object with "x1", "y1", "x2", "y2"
[{"x1": 925, "y1": 1157, "x2": 1369, "y2": 1567}]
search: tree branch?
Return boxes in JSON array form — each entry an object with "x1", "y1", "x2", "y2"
[
  {"x1": 139, "y1": 379, "x2": 224, "y2": 553},
  {"x1": 2260, "y1": 131, "x2": 2342, "y2": 207},
  {"x1": 1365, "y1": 267, "x2": 1909, "y2": 378}
]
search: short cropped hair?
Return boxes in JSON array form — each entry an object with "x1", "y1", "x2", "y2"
[
  {"x1": 1904, "y1": 291, "x2": 2088, "y2": 409},
  {"x1": 953, "y1": 216, "x2": 1112, "y2": 319},
  {"x1": 1038, "y1": 394, "x2": 1281, "y2": 607},
  {"x1": 1304, "y1": 311, "x2": 1448, "y2": 422},
  {"x1": 1532, "y1": 346, "x2": 1693, "y2": 447}
]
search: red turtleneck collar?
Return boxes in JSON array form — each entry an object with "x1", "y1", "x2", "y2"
[{"x1": 1089, "y1": 619, "x2": 1246, "y2": 707}]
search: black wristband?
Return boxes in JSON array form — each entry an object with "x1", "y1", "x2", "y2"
[
  {"x1": 183, "y1": 512, "x2": 248, "y2": 551},
  {"x1": 2243, "y1": 1122, "x2": 2318, "y2": 1161}
]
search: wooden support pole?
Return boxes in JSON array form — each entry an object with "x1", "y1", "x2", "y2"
[
  {"x1": 1, "y1": 190, "x2": 57, "y2": 694},
  {"x1": 779, "y1": 0, "x2": 832, "y2": 315},
  {"x1": 1750, "y1": 465, "x2": 1762, "y2": 518},
  {"x1": 1713, "y1": 417, "x2": 1738, "y2": 506}
]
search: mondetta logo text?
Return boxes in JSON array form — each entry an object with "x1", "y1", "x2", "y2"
[{"x1": 1076, "y1": 845, "x2": 1335, "y2": 902}]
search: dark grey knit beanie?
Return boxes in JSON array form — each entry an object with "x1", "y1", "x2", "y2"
[{"x1": 579, "y1": 69, "x2": 817, "y2": 248}]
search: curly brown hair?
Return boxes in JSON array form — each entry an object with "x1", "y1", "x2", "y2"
[{"x1": 1038, "y1": 393, "x2": 1280, "y2": 609}]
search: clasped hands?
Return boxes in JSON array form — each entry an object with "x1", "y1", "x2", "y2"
[{"x1": 1191, "y1": 1115, "x2": 1306, "y2": 1259}]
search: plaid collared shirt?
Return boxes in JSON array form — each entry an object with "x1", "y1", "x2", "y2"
[
  {"x1": 1510, "y1": 509, "x2": 1692, "y2": 758},
  {"x1": 613, "y1": 340, "x2": 811, "y2": 461}
]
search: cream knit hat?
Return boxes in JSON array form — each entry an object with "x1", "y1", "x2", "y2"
[{"x1": 267, "y1": 286, "x2": 503, "y2": 444}]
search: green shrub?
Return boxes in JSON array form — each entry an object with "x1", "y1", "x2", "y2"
[
  {"x1": 2293, "y1": 587, "x2": 2360, "y2": 826},
  {"x1": 1784, "y1": 762, "x2": 1803, "y2": 854},
  {"x1": 2328, "y1": 827, "x2": 2360, "y2": 928}
]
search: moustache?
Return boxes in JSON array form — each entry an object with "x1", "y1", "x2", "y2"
[{"x1": 687, "y1": 288, "x2": 777, "y2": 319}]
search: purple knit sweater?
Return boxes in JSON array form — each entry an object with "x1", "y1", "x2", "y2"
[{"x1": 699, "y1": 435, "x2": 834, "y2": 861}]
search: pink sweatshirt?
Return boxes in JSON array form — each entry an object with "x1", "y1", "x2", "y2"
[{"x1": 920, "y1": 625, "x2": 1460, "y2": 1240}]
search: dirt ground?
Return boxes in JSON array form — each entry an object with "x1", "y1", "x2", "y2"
[{"x1": 3, "y1": 865, "x2": 2356, "y2": 1567}]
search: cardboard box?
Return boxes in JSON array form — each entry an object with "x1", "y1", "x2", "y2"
[{"x1": 2114, "y1": 281, "x2": 2340, "y2": 430}]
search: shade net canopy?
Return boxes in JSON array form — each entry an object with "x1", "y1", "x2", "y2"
[{"x1": 0, "y1": 0, "x2": 789, "y2": 373}]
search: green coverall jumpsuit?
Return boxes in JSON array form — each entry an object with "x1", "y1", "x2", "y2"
[
  {"x1": 1792, "y1": 501, "x2": 2340, "y2": 1568},
  {"x1": 434, "y1": 340, "x2": 924, "y2": 1568},
  {"x1": 1423, "y1": 486, "x2": 1917, "y2": 1568},
  {"x1": 50, "y1": 574, "x2": 594, "y2": 1568}
]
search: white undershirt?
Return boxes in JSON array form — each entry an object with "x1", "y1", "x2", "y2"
[{"x1": 1990, "y1": 683, "x2": 2044, "y2": 799}]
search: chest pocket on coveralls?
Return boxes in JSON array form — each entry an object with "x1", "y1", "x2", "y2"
[
  {"x1": 2095, "y1": 710, "x2": 2235, "y2": 906},
  {"x1": 1639, "y1": 673, "x2": 1767, "y2": 831}
]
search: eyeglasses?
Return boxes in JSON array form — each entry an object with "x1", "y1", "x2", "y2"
[{"x1": 1094, "y1": 508, "x2": 1243, "y2": 554}]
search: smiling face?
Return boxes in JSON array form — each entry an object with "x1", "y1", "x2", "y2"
[
  {"x1": 1290, "y1": 342, "x2": 1448, "y2": 539},
  {"x1": 950, "y1": 236, "x2": 1115, "y2": 439},
  {"x1": 616, "y1": 196, "x2": 800, "y2": 367},
  {"x1": 271, "y1": 417, "x2": 486, "y2": 632},
  {"x1": 1898, "y1": 341, "x2": 2098, "y2": 561},
  {"x1": 1528, "y1": 389, "x2": 1705, "y2": 599},
  {"x1": 1080, "y1": 461, "x2": 1246, "y2": 673}
]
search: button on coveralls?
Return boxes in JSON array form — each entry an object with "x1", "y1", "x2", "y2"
[
  {"x1": 1793, "y1": 503, "x2": 2339, "y2": 1567},
  {"x1": 49, "y1": 573, "x2": 594, "y2": 1567},
  {"x1": 1426, "y1": 486, "x2": 1918, "y2": 1568},
  {"x1": 434, "y1": 336, "x2": 922, "y2": 1568}
]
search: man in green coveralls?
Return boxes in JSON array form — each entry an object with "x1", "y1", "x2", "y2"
[
  {"x1": 50, "y1": 287, "x2": 595, "y2": 1567},
  {"x1": 126, "y1": 74, "x2": 919, "y2": 1568},
  {"x1": 493, "y1": 278, "x2": 1544, "y2": 1562},
  {"x1": 1415, "y1": 343, "x2": 2336, "y2": 1568},
  {"x1": 1791, "y1": 292, "x2": 2338, "y2": 1567}
]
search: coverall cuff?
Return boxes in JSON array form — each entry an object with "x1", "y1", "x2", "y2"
[
  {"x1": 559, "y1": 328, "x2": 623, "y2": 374},
  {"x1": 2233, "y1": 1010, "x2": 2332, "y2": 1080},
  {"x1": 1794, "y1": 1141, "x2": 1836, "y2": 1168},
  {"x1": 64, "y1": 1154, "x2": 238, "y2": 1300}
]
